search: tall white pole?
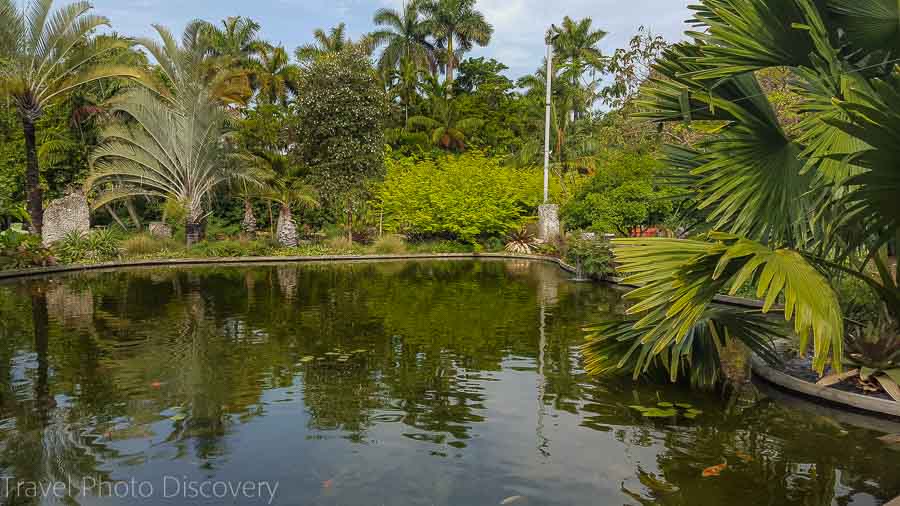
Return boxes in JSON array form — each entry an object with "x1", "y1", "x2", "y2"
[{"x1": 543, "y1": 40, "x2": 553, "y2": 205}]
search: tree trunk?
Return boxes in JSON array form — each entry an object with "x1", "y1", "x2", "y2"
[
  {"x1": 241, "y1": 199, "x2": 258, "y2": 235},
  {"x1": 185, "y1": 221, "x2": 202, "y2": 247},
  {"x1": 22, "y1": 117, "x2": 43, "y2": 236},
  {"x1": 446, "y1": 36, "x2": 455, "y2": 84},
  {"x1": 124, "y1": 197, "x2": 142, "y2": 230},
  {"x1": 346, "y1": 205, "x2": 353, "y2": 244},
  {"x1": 105, "y1": 204, "x2": 128, "y2": 231},
  {"x1": 276, "y1": 204, "x2": 298, "y2": 247}
]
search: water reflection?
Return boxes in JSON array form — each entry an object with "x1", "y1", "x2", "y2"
[{"x1": 0, "y1": 260, "x2": 897, "y2": 505}]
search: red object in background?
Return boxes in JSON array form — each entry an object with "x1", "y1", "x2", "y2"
[{"x1": 630, "y1": 227, "x2": 659, "y2": 238}]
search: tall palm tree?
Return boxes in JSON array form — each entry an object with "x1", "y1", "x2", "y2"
[
  {"x1": 407, "y1": 73, "x2": 483, "y2": 150},
  {"x1": 252, "y1": 43, "x2": 299, "y2": 106},
  {"x1": 582, "y1": 0, "x2": 900, "y2": 393},
  {"x1": 550, "y1": 16, "x2": 607, "y2": 119},
  {"x1": 0, "y1": 0, "x2": 150, "y2": 236},
  {"x1": 85, "y1": 25, "x2": 257, "y2": 246},
  {"x1": 196, "y1": 16, "x2": 263, "y2": 64},
  {"x1": 418, "y1": 0, "x2": 493, "y2": 84},
  {"x1": 295, "y1": 23, "x2": 372, "y2": 66},
  {"x1": 370, "y1": 3, "x2": 435, "y2": 75}
]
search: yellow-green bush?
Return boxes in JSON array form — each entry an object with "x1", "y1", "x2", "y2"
[
  {"x1": 372, "y1": 234, "x2": 407, "y2": 254},
  {"x1": 376, "y1": 152, "x2": 562, "y2": 243},
  {"x1": 121, "y1": 234, "x2": 182, "y2": 257}
]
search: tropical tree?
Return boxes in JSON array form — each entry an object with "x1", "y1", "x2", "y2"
[
  {"x1": 418, "y1": 0, "x2": 493, "y2": 84},
  {"x1": 582, "y1": 0, "x2": 900, "y2": 396},
  {"x1": 408, "y1": 73, "x2": 483, "y2": 151},
  {"x1": 196, "y1": 15, "x2": 263, "y2": 64},
  {"x1": 550, "y1": 16, "x2": 607, "y2": 119},
  {"x1": 252, "y1": 43, "x2": 299, "y2": 106},
  {"x1": 293, "y1": 47, "x2": 387, "y2": 242},
  {"x1": 370, "y1": 3, "x2": 435, "y2": 74},
  {"x1": 85, "y1": 25, "x2": 256, "y2": 246},
  {"x1": 0, "y1": 0, "x2": 149, "y2": 236},
  {"x1": 261, "y1": 179, "x2": 318, "y2": 247},
  {"x1": 295, "y1": 23, "x2": 372, "y2": 65}
]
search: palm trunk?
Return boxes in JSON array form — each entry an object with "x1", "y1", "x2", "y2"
[
  {"x1": 276, "y1": 204, "x2": 298, "y2": 247},
  {"x1": 346, "y1": 205, "x2": 353, "y2": 244},
  {"x1": 185, "y1": 221, "x2": 202, "y2": 247},
  {"x1": 446, "y1": 36, "x2": 455, "y2": 89},
  {"x1": 241, "y1": 199, "x2": 258, "y2": 235},
  {"x1": 105, "y1": 204, "x2": 128, "y2": 231},
  {"x1": 124, "y1": 198, "x2": 142, "y2": 230},
  {"x1": 22, "y1": 117, "x2": 43, "y2": 236}
]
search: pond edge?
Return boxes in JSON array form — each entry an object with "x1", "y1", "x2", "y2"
[{"x1": 1, "y1": 254, "x2": 895, "y2": 417}]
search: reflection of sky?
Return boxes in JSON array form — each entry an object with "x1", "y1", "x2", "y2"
[{"x1": 89, "y1": 0, "x2": 693, "y2": 80}]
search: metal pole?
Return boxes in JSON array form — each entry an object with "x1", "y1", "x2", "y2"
[{"x1": 543, "y1": 40, "x2": 553, "y2": 204}]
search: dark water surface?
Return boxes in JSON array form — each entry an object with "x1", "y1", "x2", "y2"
[{"x1": 0, "y1": 259, "x2": 898, "y2": 505}]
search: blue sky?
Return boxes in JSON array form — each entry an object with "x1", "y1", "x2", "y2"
[{"x1": 90, "y1": 0, "x2": 693, "y2": 80}]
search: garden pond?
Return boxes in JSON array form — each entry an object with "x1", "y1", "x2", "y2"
[{"x1": 0, "y1": 259, "x2": 898, "y2": 505}]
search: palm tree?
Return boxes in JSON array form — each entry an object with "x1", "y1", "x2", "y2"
[
  {"x1": 295, "y1": 23, "x2": 372, "y2": 66},
  {"x1": 252, "y1": 43, "x2": 299, "y2": 106},
  {"x1": 370, "y1": 3, "x2": 435, "y2": 75},
  {"x1": 196, "y1": 16, "x2": 263, "y2": 64},
  {"x1": 418, "y1": 0, "x2": 493, "y2": 84},
  {"x1": 550, "y1": 16, "x2": 606, "y2": 119},
  {"x1": 407, "y1": 73, "x2": 483, "y2": 151},
  {"x1": 261, "y1": 179, "x2": 319, "y2": 247},
  {"x1": 582, "y1": 0, "x2": 900, "y2": 394},
  {"x1": 386, "y1": 56, "x2": 426, "y2": 124},
  {"x1": 85, "y1": 25, "x2": 257, "y2": 246},
  {"x1": 0, "y1": 0, "x2": 150, "y2": 236}
]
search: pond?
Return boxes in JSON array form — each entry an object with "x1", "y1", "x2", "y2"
[{"x1": 0, "y1": 259, "x2": 898, "y2": 505}]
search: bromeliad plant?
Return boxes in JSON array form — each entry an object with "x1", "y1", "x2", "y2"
[{"x1": 582, "y1": 0, "x2": 900, "y2": 394}]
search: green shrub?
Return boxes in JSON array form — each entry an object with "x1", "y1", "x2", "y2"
[
  {"x1": 407, "y1": 240, "x2": 475, "y2": 254},
  {"x1": 121, "y1": 234, "x2": 182, "y2": 257},
  {"x1": 563, "y1": 150, "x2": 675, "y2": 236},
  {"x1": 54, "y1": 229, "x2": 120, "y2": 264},
  {"x1": 566, "y1": 236, "x2": 614, "y2": 279},
  {"x1": 835, "y1": 275, "x2": 883, "y2": 326},
  {"x1": 189, "y1": 239, "x2": 275, "y2": 258},
  {"x1": 372, "y1": 234, "x2": 407, "y2": 254},
  {"x1": 378, "y1": 152, "x2": 550, "y2": 243},
  {"x1": 0, "y1": 229, "x2": 56, "y2": 270}
]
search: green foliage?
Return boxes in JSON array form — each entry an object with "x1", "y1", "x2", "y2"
[
  {"x1": 378, "y1": 152, "x2": 544, "y2": 243},
  {"x1": 565, "y1": 236, "x2": 614, "y2": 279},
  {"x1": 563, "y1": 150, "x2": 675, "y2": 236},
  {"x1": 293, "y1": 47, "x2": 387, "y2": 209},
  {"x1": 0, "y1": 229, "x2": 56, "y2": 269},
  {"x1": 188, "y1": 239, "x2": 276, "y2": 258},
  {"x1": 53, "y1": 229, "x2": 121, "y2": 264},
  {"x1": 121, "y1": 233, "x2": 182, "y2": 257},
  {"x1": 372, "y1": 234, "x2": 407, "y2": 254}
]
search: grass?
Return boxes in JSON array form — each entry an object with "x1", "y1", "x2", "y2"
[{"x1": 3, "y1": 230, "x2": 537, "y2": 271}]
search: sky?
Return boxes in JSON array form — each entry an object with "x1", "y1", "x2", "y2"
[{"x1": 88, "y1": 0, "x2": 694, "y2": 80}]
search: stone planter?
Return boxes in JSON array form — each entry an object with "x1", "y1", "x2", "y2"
[{"x1": 42, "y1": 191, "x2": 90, "y2": 246}]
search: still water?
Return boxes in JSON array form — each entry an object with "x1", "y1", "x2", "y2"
[{"x1": 0, "y1": 259, "x2": 898, "y2": 505}]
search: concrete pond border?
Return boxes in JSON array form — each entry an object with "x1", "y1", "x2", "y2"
[{"x1": 1, "y1": 253, "x2": 897, "y2": 418}]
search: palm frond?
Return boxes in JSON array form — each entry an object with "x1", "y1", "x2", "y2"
[{"x1": 612, "y1": 234, "x2": 844, "y2": 374}]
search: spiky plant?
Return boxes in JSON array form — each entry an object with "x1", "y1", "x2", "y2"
[
  {"x1": 0, "y1": 0, "x2": 151, "y2": 235},
  {"x1": 583, "y1": 0, "x2": 900, "y2": 390}
]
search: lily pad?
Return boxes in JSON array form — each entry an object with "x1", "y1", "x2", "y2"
[
  {"x1": 301, "y1": 356, "x2": 315, "y2": 363},
  {"x1": 641, "y1": 408, "x2": 678, "y2": 418},
  {"x1": 658, "y1": 402, "x2": 674, "y2": 408},
  {"x1": 170, "y1": 413, "x2": 187, "y2": 422},
  {"x1": 675, "y1": 403, "x2": 693, "y2": 409}
]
